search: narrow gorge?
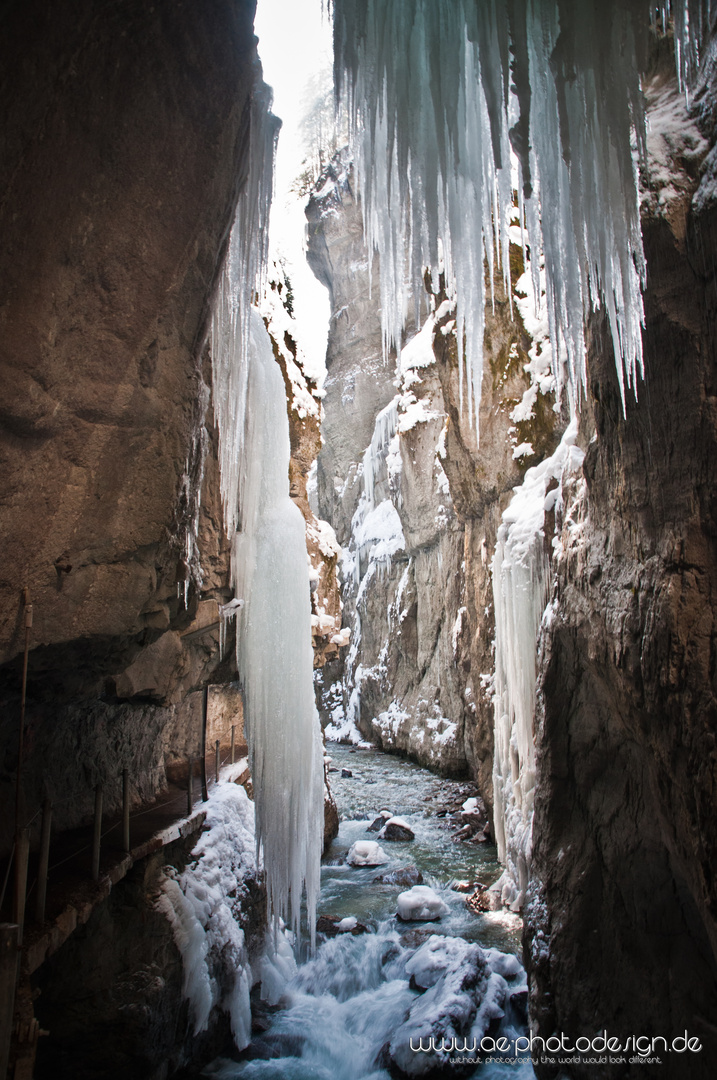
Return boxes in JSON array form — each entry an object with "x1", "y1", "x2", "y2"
[{"x1": 0, "y1": 2, "x2": 716, "y2": 1079}]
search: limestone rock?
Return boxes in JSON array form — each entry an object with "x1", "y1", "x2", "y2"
[
  {"x1": 306, "y1": 153, "x2": 562, "y2": 795},
  {"x1": 525, "y1": 53, "x2": 717, "y2": 1067}
]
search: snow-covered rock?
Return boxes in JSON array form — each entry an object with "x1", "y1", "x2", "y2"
[
  {"x1": 378, "y1": 816, "x2": 415, "y2": 841},
  {"x1": 396, "y1": 885, "x2": 449, "y2": 921},
  {"x1": 386, "y1": 935, "x2": 510, "y2": 1076},
  {"x1": 346, "y1": 840, "x2": 389, "y2": 867}
]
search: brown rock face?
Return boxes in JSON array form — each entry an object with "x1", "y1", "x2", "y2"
[
  {"x1": 525, "y1": 59, "x2": 717, "y2": 1078},
  {"x1": 0, "y1": 1, "x2": 263, "y2": 845},
  {"x1": 0, "y1": 0, "x2": 259, "y2": 675},
  {"x1": 431, "y1": 283, "x2": 565, "y2": 805}
]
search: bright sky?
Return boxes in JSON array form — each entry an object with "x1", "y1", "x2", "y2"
[{"x1": 254, "y1": 0, "x2": 334, "y2": 383}]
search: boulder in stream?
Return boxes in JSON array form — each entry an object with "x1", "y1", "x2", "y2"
[
  {"x1": 384, "y1": 934, "x2": 512, "y2": 1077},
  {"x1": 373, "y1": 865, "x2": 423, "y2": 887},
  {"x1": 316, "y1": 914, "x2": 368, "y2": 937},
  {"x1": 378, "y1": 816, "x2": 414, "y2": 841},
  {"x1": 396, "y1": 885, "x2": 449, "y2": 921},
  {"x1": 367, "y1": 810, "x2": 392, "y2": 832},
  {"x1": 347, "y1": 840, "x2": 389, "y2": 866}
]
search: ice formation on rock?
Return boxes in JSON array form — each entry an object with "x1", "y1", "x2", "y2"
[
  {"x1": 396, "y1": 884, "x2": 450, "y2": 921},
  {"x1": 211, "y1": 84, "x2": 279, "y2": 539},
  {"x1": 332, "y1": 0, "x2": 713, "y2": 426},
  {"x1": 491, "y1": 421, "x2": 585, "y2": 910},
  {"x1": 155, "y1": 784, "x2": 257, "y2": 1047},
  {"x1": 347, "y1": 839, "x2": 389, "y2": 866},
  {"x1": 230, "y1": 311, "x2": 324, "y2": 941},
  {"x1": 209, "y1": 88, "x2": 323, "y2": 942}
]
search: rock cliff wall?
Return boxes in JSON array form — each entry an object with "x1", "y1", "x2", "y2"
[
  {"x1": 0, "y1": 0, "x2": 263, "y2": 851},
  {"x1": 307, "y1": 155, "x2": 562, "y2": 798},
  {"x1": 525, "y1": 40, "x2": 717, "y2": 1075}
]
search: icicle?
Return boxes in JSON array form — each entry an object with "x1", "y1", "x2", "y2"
[
  {"x1": 211, "y1": 83, "x2": 280, "y2": 540},
  {"x1": 231, "y1": 311, "x2": 324, "y2": 944},
  {"x1": 667, "y1": 0, "x2": 715, "y2": 95},
  {"x1": 361, "y1": 398, "x2": 399, "y2": 509},
  {"x1": 332, "y1": 0, "x2": 713, "y2": 432},
  {"x1": 209, "y1": 83, "x2": 323, "y2": 945},
  {"x1": 490, "y1": 422, "x2": 584, "y2": 910},
  {"x1": 219, "y1": 598, "x2": 244, "y2": 660}
]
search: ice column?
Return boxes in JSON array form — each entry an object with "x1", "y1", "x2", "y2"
[
  {"x1": 232, "y1": 310, "x2": 324, "y2": 942},
  {"x1": 210, "y1": 85, "x2": 323, "y2": 941},
  {"x1": 491, "y1": 422, "x2": 584, "y2": 910}
]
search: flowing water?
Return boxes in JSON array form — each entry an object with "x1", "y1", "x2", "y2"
[
  {"x1": 204, "y1": 744, "x2": 536, "y2": 1079},
  {"x1": 318, "y1": 745, "x2": 521, "y2": 953}
]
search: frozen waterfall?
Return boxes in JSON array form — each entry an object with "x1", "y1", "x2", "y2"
[
  {"x1": 231, "y1": 310, "x2": 324, "y2": 941},
  {"x1": 332, "y1": 0, "x2": 712, "y2": 428},
  {"x1": 490, "y1": 422, "x2": 584, "y2": 910},
  {"x1": 210, "y1": 86, "x2": 323, "y2": 942}
]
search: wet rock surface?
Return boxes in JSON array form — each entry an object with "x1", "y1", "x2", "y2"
[
  {"x1": 378, "y1": 819, "x2": 415, "y2": 842},
  {"x1": 373, "y1": 865, "x2": 424, "y2": 887},
  {"x1": 316, "y1": 914, "x2": 369, "y2": 937}
]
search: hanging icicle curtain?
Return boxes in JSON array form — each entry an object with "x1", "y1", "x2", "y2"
[{"x1": 331, "y1": 0, "x2": 714, "y2": 433}]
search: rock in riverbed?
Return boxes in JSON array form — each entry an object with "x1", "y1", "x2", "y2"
[
  {"x1": 347, "y1": 840, "x2": 389, "y2": 867},
  {"x1": 396, "y1": 885, "x2": 449, "y2": 921},
  {"x1": 378, "y1": 816, "x2": 415, "y2": 841},
  {"x1": 367, "y1": 810, "x2": 392, "y2": 832},
  {"x1": 316, "y1": 914, "x2": 369, "y2": 937},
  {"x1": 373, "y1": 865, "x2": 424, "y2": 887}
]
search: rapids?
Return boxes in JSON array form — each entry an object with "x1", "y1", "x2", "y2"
[{"x1": 204, "y1": 745, "x2": 535, "y2": 1079}]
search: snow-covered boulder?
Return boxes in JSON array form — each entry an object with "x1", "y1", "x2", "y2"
[
  {"x1": 378, "y1": 816, "x2": 415, "y2": 841},
  {"x1": 406, "y1": 933, "x2": 481, "y2": 989},
  {"x1": 386, "y1": 935, "x2": 512, "y2": 1076},
  {"x1": 367, "y1": 810, "x2": 392, "y2": 832},
  {"x1": 396, "y1": 885, "x2": 449, "y2": 921},
  {"x1": 316, "y1": 914, "x2": 368, "y2": 937},
  {"x1": 347, "y1": 840, "x2": 389, "y2": 866}
]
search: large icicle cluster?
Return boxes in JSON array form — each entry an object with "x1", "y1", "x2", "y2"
[
  {"x1": 332, "y1": 0, "x2": 713, "y2": 427},
  {"x1": 211, "y1": 83, "x2": 279, "y2": 540},
  {"x1": 210, "y1": 87, "x2": 323, "y2": 942},
  {"x1": 491, "y1": 422, "x2": 584, "y2": 910},
  {"x1": 230, "y1": 310, "x2": 324, "y2": 941}
]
